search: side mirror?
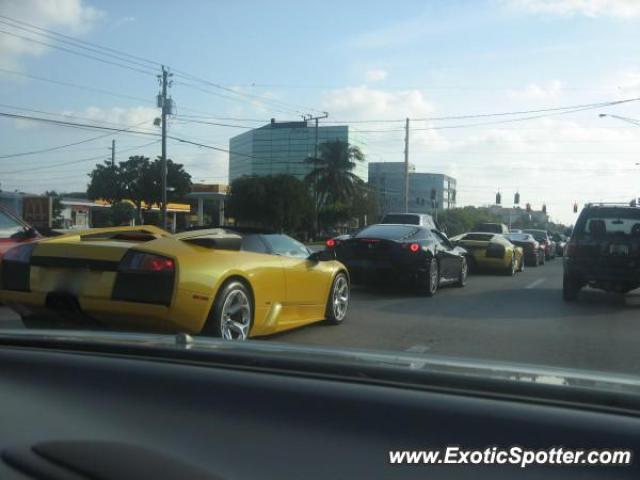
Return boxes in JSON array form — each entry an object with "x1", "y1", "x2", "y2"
[{"x1": 308, "y1": 249, "x2": 335, "y2": 262}]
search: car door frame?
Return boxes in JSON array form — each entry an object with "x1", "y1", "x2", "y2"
[{"x1": 431, "y1": 230, "x2": 459, "y2": 280}]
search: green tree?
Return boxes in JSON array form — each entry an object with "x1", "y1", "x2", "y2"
[
  {"x1": 305, "y1": 140, "x2": 366, "y2": 231},
  {"x1": 87, "y1": 155, "x2": 192, "y2": 226},
  {"x1": 227, "y1": 175, "x2": 312, "y2": 232}
]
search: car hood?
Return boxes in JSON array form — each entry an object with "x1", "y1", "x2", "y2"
[{"x1": 0, "y1": 330, "x2": 638, "y2": 399}]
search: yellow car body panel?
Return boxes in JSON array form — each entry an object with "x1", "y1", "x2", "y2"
[
  {"x1": 0, "y1": 227, "x2": 346, "y2": 337},
  {"x1": 452, "y1": 235, "x2": 524, "y2": 272}
]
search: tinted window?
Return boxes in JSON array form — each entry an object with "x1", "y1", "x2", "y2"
[
  {"x1": 461, "y1": 233, "x2": 495, "y2": 241},
  {"x1": 241, "y1": 234, "x2": 269, "y2": 254},
  {"x1": 506, "y1": 233, "x2": 533, "y2": 242},
  {"x1": 356, "y1": 225, "x2": 422, "y2": 240},
  {"x1": 574, "y1": 208, "x2": 640, "y2": 236},
  {"x1": 523, "y1": 230, "x2": 548, "y2": 242},
  {"x1": 381, "y1": 214, "x2": 420, "y2": 225},
  {"x1": 0, "y1": 210, "x2": 24, "y2": 238},
  {"x1": 262, "y1": 234, "x2": 310, "y2": 258}
]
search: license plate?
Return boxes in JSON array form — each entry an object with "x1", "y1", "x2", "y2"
[
  {"x1": 609, "y1": 244, "x2": 629, "y2": 256},
  {"x1": 53, "y1": 270, "x2": 91, "y2": 295}
]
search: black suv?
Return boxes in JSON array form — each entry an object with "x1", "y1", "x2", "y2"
[{"x1": 563, "y1": 203, "x2": 640, "y2": 300}]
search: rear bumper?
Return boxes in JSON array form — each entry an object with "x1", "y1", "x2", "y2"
[
  {"x1": 469, "y1": 255, "x2": 510, "y2": 270},
  {"x1": 564, "y1": 258, "x2": 640, "y2": 285},
  {"x1": 0, "y1": 288, "x2": 210, "y2": 334},
  {"x1": 343, "y1": 259, "x2": 426, "y2": 284}
]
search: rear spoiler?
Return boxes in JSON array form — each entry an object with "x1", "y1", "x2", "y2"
[{"x1": 77, "y1": 225, "x2": 169, "y2": 242}]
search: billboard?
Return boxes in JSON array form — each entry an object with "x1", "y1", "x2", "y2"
[{"x1": 22, "y1": 196, "x2": 52, "y2": 231}]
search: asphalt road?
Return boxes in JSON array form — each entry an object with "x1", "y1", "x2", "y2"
[{"x1": 1, "y1": 258, "x2": 640, "y2": 374}]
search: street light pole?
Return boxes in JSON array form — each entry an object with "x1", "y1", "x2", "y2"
[{"x1": 159, "y1": 66, "x2": 172, "y2": 230}]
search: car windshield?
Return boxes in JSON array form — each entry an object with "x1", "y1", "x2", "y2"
[
  {"x1": 381, "y1": 214, "x2": 420, "y2": 225},
  {"x1": 356, "y1": 225, "x2": 421, "y2": 240},
  {"x1": 3, "y1": 0, "x2": 640, "y2": 409},
  {"x1": 0, "y1": 210, "x2": 24, "y2": 238},
  {"x1": 506, "y1": 233, "x2": 532, "y2": 242},
  {"x1": 262, "y1": 234, "x2": 310, "y2": 258},
  {"x1": 523, "y1": 230, "x2": 547, "y2": 242},
  {"x1": 575, "y1": 209, "x2": 640, "y2": 237},
  {"x1": 461, "y1": 233, "x2": 495, "y2": 242}
]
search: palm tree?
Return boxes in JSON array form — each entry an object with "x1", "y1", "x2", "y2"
[
  {"x1": 305, "y1": 140, "x2": 365, "y2": 210},
  {"x1": 305, "y1": 140, "x2": 365, "y2": 236}
]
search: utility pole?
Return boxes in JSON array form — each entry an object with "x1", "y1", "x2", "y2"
[
  {"x1": 404, "y1": 118, "x2": 410, "y2": 213},
  {"x1": 110, "y1": 139, "x2": 115, "y2": 167},
  {"x1": 306, "y1": 112, "x2": 329, "y2": 238},
  {"x1": 159, "y1": 65, "x2": 173, "y2": 230}
]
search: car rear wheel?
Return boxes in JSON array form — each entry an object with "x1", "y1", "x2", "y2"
[
  {"x1": 517, "y1": 255, "x2": 525, "y2": 273},
  {"x1": 203, "y1": 280, "x2": 253, "y2": 340},
  {"x1": 325, "y1": 272, "x2": 349, "y2": 325},
  {"x1": 563, "y1": 275, "x2": 580, "y2": 301},
  {"x1": 455, "y1": 257, "x2": 467, "y2": 287},
  {"x1": 425, "y1": 258, "x2": 439, "y2": 296},
  {"x1": 540, "y1": 253, "x2": 546, "y2": 266}
]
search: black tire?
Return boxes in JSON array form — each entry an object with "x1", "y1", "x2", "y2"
[
  {"x1": 563, "y1": 275, "x2": 580, "y2": 301},
  {"x1": 425, "y1": 258, "x2": 439, "y2": 297},
  {"x1": 504, "y1": 255, "x2": 516, "y2": 276},
  {"x1": 540, "y1": 253, "x2": 546, "y2": 266},
  {"x1": 532, "y1": 255, "x2": 539, "y2": 267},
  {"x1": 325, "y1": 272, "x2": 350, "y2": 325},
  {"x1": 202, "y1": 280, "x2": 253, "y2": 339},
  {"x1": 517, "y1": 255, "x2": 525, "y2": 273},
  {"x1": 455, "y1": 257, "x2": 468, "y2": 287}
]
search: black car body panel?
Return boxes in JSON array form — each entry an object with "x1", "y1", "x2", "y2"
[
  {"x1": 564, "y1": 205, "x2": 640, "y2": 295},
  {"x1": 331, "y1": 224, "x2": 466, "y2": 286}
]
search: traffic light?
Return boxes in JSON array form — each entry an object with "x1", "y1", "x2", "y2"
[
  {"x1": 573, "y1": 202, "x2": 578, "y2": 213},
  {"x1": 514, "y1": 192, "x2": 520, "y2": 205},
  {"x1": 496, "y1": 192, "x2": 501, "y2": 205},
  {"x1": 542, "y1": 203, "x2": 547, "y2": 214},
  {"x1": 526, "y1": 203, "x2": 531, "y2": 213}
]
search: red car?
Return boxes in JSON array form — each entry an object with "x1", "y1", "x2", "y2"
[{"x1": 0, "y1": 206, "x2": 41, "y2": 259}]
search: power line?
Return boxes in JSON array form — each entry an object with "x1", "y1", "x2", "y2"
[
  {"x1": 1, "y1": 140, "x2": 160, "y2": 175},
  {"x1": 0, "y1": 14, "x2": 160, "y2": 68},
  {"x1": 0, "y1": 29, "x2": 157, "y2": 77},
  {"x1": 0, "y1": 17, "x2": 158, "y2": 73},
  {"x1": 0, "y1": 67, "x2": 154, "y2": 105}
]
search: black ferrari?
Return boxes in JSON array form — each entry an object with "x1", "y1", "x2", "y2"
[{"x1": 326, "y1": 224, "x2": 468, "y2": 296}]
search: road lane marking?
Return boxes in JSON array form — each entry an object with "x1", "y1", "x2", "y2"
[{"x1": 525, "y1": 279, "x2": 546, "y2": 289}]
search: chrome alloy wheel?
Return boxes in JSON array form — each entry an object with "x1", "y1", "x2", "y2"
[
  {"x1": 332, "y1": 274, "x2": 349, "y2": 321},
  {"x1": 220, "y1": 288, "x2": 251, "y2": 340}
]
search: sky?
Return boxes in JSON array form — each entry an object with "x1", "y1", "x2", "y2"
[{"x1": 1, "y1": 0, "x2": 640, "y2": 224}]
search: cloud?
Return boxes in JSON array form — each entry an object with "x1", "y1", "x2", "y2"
[
  {"x1": 72, "y1": 106, "x2": 159, "y2": 128},
  {"x1": 507, "y1": 80, "x2": 565, "y2": 100},
  {"x1": 0, "y1": 0, "x2": 104, "y2": 69},
  {"x1": 608, "y1": 71, "x2": 640, "y2": 97},
  {"x1": 113, "y1": 16, "x2": 135, "y2": 29},
  {"x1": 502, "y1": 0, "x2": 640, "y2": 18},
  {"x1": 365, "y1": 69, "x2": 388, "y2": 82}
]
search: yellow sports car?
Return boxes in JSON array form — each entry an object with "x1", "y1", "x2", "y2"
[
  {"x1": 0, "y1": 226, "x2": 350, "y2": 339},
  {"x1": 451, "y1": 232, "x2": 524, "y2": 275}
]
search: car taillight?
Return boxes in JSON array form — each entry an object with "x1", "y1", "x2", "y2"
[
  {"x1": 409, "y1": 243, "x2": 420, "y2": 252},
  {"x1": 1, "y1": 243, "x2": 37, "y2": 292},
  {"x1": 112, "y1": 251, "x2": 176, "y2": 305},
  {"x1": 326, "y1": 239, "x2": 336, "y2": 248},
  {"x1": 118, "y1": 252, "x2": 175, "y2": 273}
]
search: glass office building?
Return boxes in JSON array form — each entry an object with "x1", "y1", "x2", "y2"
[
  {"x1": 368, "y1": 162, "x2": 457, "y2": 215},
  {"x1": 229, "y1": 120, "x2": 367, "y2": 183}
]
